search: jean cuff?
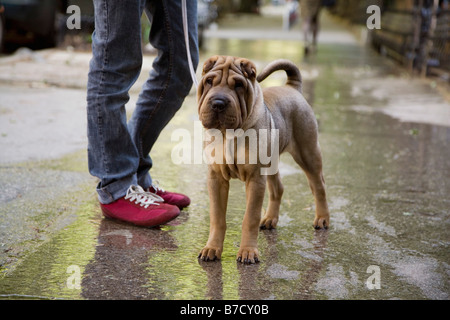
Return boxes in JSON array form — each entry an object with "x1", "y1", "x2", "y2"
[
  {"x1": 96, "y1": 174, "x2": 138, "y2": 204},
  {"x1": 137, "y1": 173, "x2": 152, "y2": 190}
]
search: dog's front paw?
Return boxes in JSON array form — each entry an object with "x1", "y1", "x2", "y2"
[
  {"x1": 260, "y1": 216, "x2": 278, "y2": 230},
  {"x1": 198, "y1": 246, "x2": 222, "y2": 262},
  {"x1": 313, "y1": 215, "x2": 329, "y2": 230},
  {"x1": 236, "y1": 247, "x2": 260, "y2": 264}
]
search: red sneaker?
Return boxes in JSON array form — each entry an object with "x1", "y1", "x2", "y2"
[
  {"x1": 148, "y1": 181, "x2": 191, "y2": 209},
  {"x1": 100, "y1": 185, "x2": 180, "y2": 227}
]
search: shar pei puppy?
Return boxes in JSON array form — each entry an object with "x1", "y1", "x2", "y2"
[{"x1": 197, "y1": 55, "x2": 330, "y2": 264}]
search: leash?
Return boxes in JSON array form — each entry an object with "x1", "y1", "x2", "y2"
[{"x1": 181, "y1": 0, "x2": 199, "y2": 89}]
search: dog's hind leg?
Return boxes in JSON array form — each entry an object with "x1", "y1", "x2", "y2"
[
  {"x1": 305, "y1": 168, "x2": 330, "y2": 229},
  {"x1": 260, "y1": 172, "x2": 284, "y2": 230},
  {"x1": 289, "y1": 143, "x2": 330, "y2": 230}
]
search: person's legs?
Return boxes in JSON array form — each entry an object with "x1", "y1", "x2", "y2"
[
  {"x1": 311, "y1": 9, "x2": 322, "y2": 49},
  {"x1": 87, "y1": 0, "x2": 198, "y2": 218},
  {"x1": 302, "y1": 18, "x2": 311, "y2": 46},
  {"x1": 128, "y1": 0, "x2": 199, "y2": 189},
  {"x1": 87, "y1": 0, "x2": 145, "y2": 204},
  {"x1": 86, "y1": 0, "x2": 184, "y2": 226}
]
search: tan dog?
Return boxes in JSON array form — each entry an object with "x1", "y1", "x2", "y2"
[{"x1": 197, "y1": 55, "x2": 329, "y2": 264}]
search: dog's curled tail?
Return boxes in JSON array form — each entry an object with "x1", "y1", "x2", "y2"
[{"x1": 256, "y1": 59, "x2": 302, "y2": 92}]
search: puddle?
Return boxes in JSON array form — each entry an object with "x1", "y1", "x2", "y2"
[{"x1": 350, "y1": 77, "x2": 450, "y2": 127}]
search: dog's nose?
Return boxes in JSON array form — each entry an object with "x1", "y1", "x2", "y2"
[{"x1": 210, "y1": 98, "x2": 227, "y2": 112}]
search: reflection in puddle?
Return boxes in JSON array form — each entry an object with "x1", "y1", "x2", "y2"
[{"x1": 81, "y1": 218, "x2": 178, "y2": 299}]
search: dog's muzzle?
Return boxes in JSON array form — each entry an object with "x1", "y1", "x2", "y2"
[{"x1": 209, "y1": 95, "x2": 230, "y2": 113}]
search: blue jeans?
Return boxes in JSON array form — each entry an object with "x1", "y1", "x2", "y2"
[{"x1": 87, "y1": 0, "x2": 199, "y2": 204}]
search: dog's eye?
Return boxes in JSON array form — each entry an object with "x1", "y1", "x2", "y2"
[
  {"x1": 234, "y1": 80, "x2": 244, "y2": 89},
  {"x1": 205, "y1": 77, "x2": 213, "y2": 86}
]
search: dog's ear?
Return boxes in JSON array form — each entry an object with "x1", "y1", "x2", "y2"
[
  {"x1": 202, "y1": 56, "x2": 220, "y2": 75},
  {"x1": 239, "y1": 59, "x2": 256, "y2": 81}
]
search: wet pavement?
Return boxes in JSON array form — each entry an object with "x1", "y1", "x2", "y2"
[{"x1": 0, "y1": 10, "x2": 449, "y2": 300}]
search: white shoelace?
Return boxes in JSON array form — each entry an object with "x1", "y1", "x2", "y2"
[
  {"x1": 151, "y1": 180, "x2": 165, "y2": 193},
  {"x1": 124, "y1": 185, "x2": 163, "y2": 208}
]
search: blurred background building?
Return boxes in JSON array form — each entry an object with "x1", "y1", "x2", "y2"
[
  {"x1": 329, "y1": 0, "x2": 449, "y2": 79},
  {"x1": 0, "y1": 0, "x2": 448, "y2": 80}
]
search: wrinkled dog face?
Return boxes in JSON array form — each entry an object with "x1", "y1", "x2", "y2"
[{"x1": 197, "y1": 56, "x2": 257, "y2": 130}]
